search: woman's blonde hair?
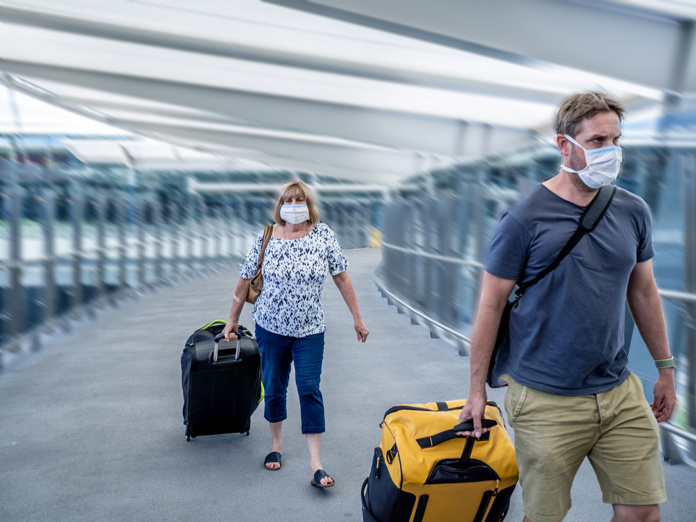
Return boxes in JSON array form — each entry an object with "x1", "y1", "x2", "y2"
[{"x1": 272, "y1": 180, "x2": 320, "y2": 225}]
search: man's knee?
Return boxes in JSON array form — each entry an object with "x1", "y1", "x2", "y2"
[{"x1": 612, "y1": 504, "x2": 660, "y2": 522}]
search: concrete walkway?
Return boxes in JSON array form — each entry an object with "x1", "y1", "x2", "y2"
[{"x1": 1, "y1": 248, "x2": 694, "y2": 521}]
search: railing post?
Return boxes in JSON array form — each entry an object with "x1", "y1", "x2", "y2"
[
  {"x1": 117, "y1": 190, "x2": 128, "y2": 297},
  {"x1": 684, "y1": 155, "x2": 696, "y2": 434},
  {"x1": 95, "y1": 188, "x2": 107, "y2": 309},
  {"x1": 442, "y1": 194, "x2": 458, "y2": 327},
  {"x1": 41, "y1": 181, "x2": 56, "y2": 332},
  {"x1": 230, "y1": 198, "x2": 240, "y2": 258},
  {"x1": 69, "y1": 180, "x2": 84, "y2": 319},
  {"x1": 153, "y1": 195, "x2": 164, "y2": 286},
  {"x1": 424, "y1": 198, "x2": 437, "y2": 317},
  {"x1": 224, "y1": 199, "x2": 234, "y2": 259},
  {"x1": 186, "y1": 194, "x2": 195, "y2": 278},
  {"x1": 7, "y1": 164, "x2": 23, "y2": 351},
  {"x1": 213, "y1": 203, "x2": 222, "y2": 266},
  {"x1": 197, "y1": 195, "x2": 209, "y2": 272},
  {"x1": 137, "y1": 197, "x2": 146, "y2": 289},
  {"x1": 474, "y1": 167, "x2": 487, "y2": 295},
  {"x1": 169, "y1": 195, "x2": 181, "y2": 282}
]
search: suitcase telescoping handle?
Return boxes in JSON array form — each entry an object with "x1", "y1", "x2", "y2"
[
  {"x1": 213, "y1": 332, "x2": 242, "y2": 362},
  {"x1": 416, "y1": 419, "x2": 498, "y2": 449}
]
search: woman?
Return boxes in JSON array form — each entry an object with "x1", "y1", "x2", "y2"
[{"x1": 222, "y1": 180, "x2": 369, "y2": 488}]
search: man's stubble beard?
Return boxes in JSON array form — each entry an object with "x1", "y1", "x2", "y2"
[{"x1": 569, "y1": 146, "x2": 598, "y2": 195}]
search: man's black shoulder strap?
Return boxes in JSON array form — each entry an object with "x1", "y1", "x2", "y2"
[{"x1": 516, "y1": 185, "x2": 617, "y2": 297}]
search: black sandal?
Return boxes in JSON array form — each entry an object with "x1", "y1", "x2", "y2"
[
  {"x1": 264, "y1": 451, "x2": 282, "y2": 470},
  {"x1": 311, "y1": 469, "x2": 334, "y2": 488}
]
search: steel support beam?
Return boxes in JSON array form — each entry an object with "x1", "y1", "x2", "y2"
[
  {"x1": 0, "y1": 4, "x2": 567, "y2": 104},
  {"x1": 0, "y1": 61, "x2": 533, "y2": 158},
  {"x1": 264, "y1": 0, "x2": 694, "y2": 93}
]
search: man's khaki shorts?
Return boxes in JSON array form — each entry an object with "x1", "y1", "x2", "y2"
[{"x1": 504, "y1": 373, "x2": 666, "y2": 522}]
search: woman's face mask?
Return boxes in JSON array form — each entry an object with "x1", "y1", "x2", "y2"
[
  {"x1": 561, "y1": 134, "x2": 622, "y2": 189},
  {"x1": 280, "y1": 204, "x2": 310, "y2": 224}
]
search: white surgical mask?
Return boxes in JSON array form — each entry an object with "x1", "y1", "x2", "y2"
[
  {"x1": 280, "y1": 204, "x2": 310, "y2": 224},
  {"x1": 561, "y1": 134, "x2": 622, "y2": 189}
]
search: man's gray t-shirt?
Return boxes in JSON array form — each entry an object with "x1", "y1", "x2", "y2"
[{"x1": 486, "y1": 184, "x2": 654, "y2": 395}]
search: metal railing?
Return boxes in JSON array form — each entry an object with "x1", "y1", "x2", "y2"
[{"x1": 0, "y1": 160, "x2": 374, "y2": 370}]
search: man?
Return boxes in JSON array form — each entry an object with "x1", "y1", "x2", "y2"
[{"x1": 458, "y1": 92, "x2": 677, "y2": 522}]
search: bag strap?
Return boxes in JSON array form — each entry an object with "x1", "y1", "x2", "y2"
[
  {"x1": 515, "y1": 185, "x2": 616, "y2": 298},
  {"x1": 416, "y1": 419, "x2": 498, "y2": 449},
  {"x1": 255, "y1": 225, "x2": 274, "y2": 273}
]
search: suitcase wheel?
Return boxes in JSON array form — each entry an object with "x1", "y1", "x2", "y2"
[
  {"x1": 245, "y1": 431, "x2": 250, "y2": 436},
  {"x1": 186, "y1": 435, "x2": 190, "y2": 441}
]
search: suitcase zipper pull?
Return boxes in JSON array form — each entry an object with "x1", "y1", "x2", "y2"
[{"x1": 375, "y1": 455, "x2": 381, "y2": 479}]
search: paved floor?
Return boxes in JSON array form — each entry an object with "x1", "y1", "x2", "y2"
[{"x1": 1, "y1": 248, "x2": 694, "y2": 521}]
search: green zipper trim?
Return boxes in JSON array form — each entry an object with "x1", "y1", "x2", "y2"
[
  {"x1": 258, "y1": 381, "x2": 265, "y2": 403},
  {"x1": 199, "y1": 320, "x2": 228, "y2": 330}
]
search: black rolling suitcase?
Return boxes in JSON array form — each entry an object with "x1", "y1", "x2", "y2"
[{"x1": 181, "y1": 320, "x2": 264, "y2": 441}]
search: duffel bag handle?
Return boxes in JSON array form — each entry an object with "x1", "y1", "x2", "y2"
[{"x1": 416, "y1": 419, "x2": 497, "y2": 449}]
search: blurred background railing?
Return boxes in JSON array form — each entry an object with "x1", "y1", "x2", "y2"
[
  {"x1": 0, "y1": 159, "x2": 378, "y2": 368},
  {"x1": 374, "y1": 144, "x2": 696, "y2": 467}
]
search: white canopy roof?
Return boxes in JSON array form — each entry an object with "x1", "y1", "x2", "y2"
[{"x1": 0, "y1": 0, "x2": 686, "y2": 186}]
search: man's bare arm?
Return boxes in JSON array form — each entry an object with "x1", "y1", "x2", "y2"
[
  {"x1": 626, "y1": 259, "x2": 676, "y2": 423},
  {"x1": 457, "y1": 271, "x2": 517, "y2": 437}
]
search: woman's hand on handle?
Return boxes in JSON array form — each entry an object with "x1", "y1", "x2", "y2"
[
  {"x1": 354, "y1": 319, "x2": 369, "y2": 342},
  {"x1": 222, "y1": 322, "x2": 239, "y2": 342}
]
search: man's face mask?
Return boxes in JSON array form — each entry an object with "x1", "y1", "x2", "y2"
[{"x1": 561, "y1": 134, "x2": 622, "y2": 189}]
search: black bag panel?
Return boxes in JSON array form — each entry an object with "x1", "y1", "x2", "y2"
[
  {"x1": 362, "y1": 478, "x2": 380, "y2": 522},
  {"x1": 365, "y1": 447, "x2": 416, "y2": 522},
  {"x1": 485, "y1": 485, "x2": 516, "y2": 522},
  {"x1": 425, "y1": 458, "x2": 499, "y2": 485},
  {"x1": 187, "y1": 360, "x2": 262, "y2": 433},
  {"x1": 186, "y1": 417, "x2": 251, "y2": 438},
  {"x1": 181, "y1": 346, "x2": 193, "y2": 425}
]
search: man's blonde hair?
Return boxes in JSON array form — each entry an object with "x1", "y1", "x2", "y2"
[
  {"x1": 272, "y1": 180, "x2": 320, "y2": 225},
  {"x1": 555, "y1": 92, "x2": 625, "y2": 138}
]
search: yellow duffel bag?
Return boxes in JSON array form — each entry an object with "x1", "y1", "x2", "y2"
[{"x1": 361, "y1": 399, "x2": 518, "y2": 522}]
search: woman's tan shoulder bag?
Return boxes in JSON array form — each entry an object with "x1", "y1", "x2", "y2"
[{"x1": 246, "y1": 225, "x2": 274, "y2": 304}]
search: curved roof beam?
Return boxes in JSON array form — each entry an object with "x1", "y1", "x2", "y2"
[
  {"x1": 0, "y1": 4, "x2": 569, "y2": 105},
  {"x1": 108, "y1": 118, "x2": 423, "y2": 177},
  {"x1": 0, "y1": 60, "x2": 534, "y2": 157},
  {"x1": 264, "y1": 0, "x2": 696, "y2": 93}
]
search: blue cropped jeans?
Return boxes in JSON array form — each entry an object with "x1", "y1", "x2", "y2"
[{"x1": 255, "y1": 324, "x2": 326, "y2": 434}]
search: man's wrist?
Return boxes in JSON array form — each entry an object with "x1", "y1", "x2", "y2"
[
  {"x1": 468, "y1": 382, "x2": 488, "y2": 398},
  {"x1": 654, "y1": 356, "x2": 676, "y2": 369}
]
